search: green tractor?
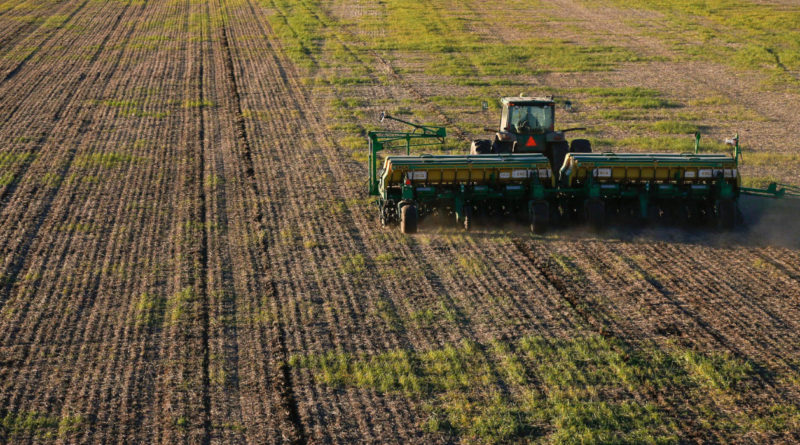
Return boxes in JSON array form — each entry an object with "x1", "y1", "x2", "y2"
[
  {"x1": 471, "y1": 96, "x2": 590, "y2": 178},
  {"x1": 367, "y1": 97, "x2": 799, "y2": 234}
]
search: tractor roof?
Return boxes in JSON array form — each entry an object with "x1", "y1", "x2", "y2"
[{"x1": 501, "y1": 97, "x2": 554, "y2": 106}]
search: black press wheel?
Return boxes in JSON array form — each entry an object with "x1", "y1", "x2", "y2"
[
  {"x1": 400, "y1": 204, "x2": 418, "y2": 234},
  {"x1": 530, "y1": 202, "x2": 550, "y2": 234},
  {"x1": 717, "y1": 200, "x2": 736, "y2": 230},
  {"x1": 585, "y1": 199, "x2": 605, "y2": 231}
]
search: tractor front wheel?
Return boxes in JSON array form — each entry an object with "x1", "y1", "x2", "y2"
[{"x1": 400, "y1": 204, "x2": 418, "y2": 234}]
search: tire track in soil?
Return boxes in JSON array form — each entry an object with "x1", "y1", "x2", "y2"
[
  {"x1": 510, "y1": 238, "x2": 609, "y2": 336},
  {"x1": 215, "y1": 10, "x2": 304, "y2": 443},
  {"x1": 153, "y1": 0, "x2": 212, "y2": 440},
  {"x1": 197, "y1": 0, "x2": 212, "y2": 439},
  {"x1": 225, "y1": 2, "x2": 438, "y2": 440},
  {"x1": 232, "y1": 24, "x2": 400, "y2": 445}
]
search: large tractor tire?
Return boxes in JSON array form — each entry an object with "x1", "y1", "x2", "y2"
[
  {"x1": 585, "y1": 199, "x2": 606, "y2": 231},
  {"x1": 570, "y1": 139, "x2": 592, "y2": 153},
  {"x1": 530, "y1": 201, "x2": 550, "y2": 234},
  {"x1": 493, "y1": 140, "x2": 514, "y2": 154},
  {"x1": 717, "y1": 200, "x2": 737, "y2": 230},
  {"x1": 470, "y1": 139, "x2": 493, "y2": 155},
  {"x1": 546, "y1": 141, "x2": 570, "y2": 180},
  {"x1": 400, "y1": 204, "x2": 418, "y2": 234}
]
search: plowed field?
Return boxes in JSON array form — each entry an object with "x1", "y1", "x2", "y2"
[{"x1": 1, "y1": 0, "x2": 799, "y2": 443}]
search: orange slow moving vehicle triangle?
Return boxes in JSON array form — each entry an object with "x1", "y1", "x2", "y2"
[{"x1": 526, "y1": 136, "x2": 537, "y2": 147}]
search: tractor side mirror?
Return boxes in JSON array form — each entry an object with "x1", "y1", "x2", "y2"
[
  {"x1": 564, "y1": 101, "x2": 573, "y2": 111},
  {"x1": 481, "y1": 101, "x2": 489, "y2": 112},
  {"x1": 379, "y1": 111, "x2": 386, "y2": 122}
]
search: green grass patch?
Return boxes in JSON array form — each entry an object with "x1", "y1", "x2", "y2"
[
  {"x1": 182, "y1": 99, "x2": 214, "y2": 108},
  {"x1": 586, "y1": 0, "x2": 800, "y2": 86},
  {"x1": 0, "y1": 152, "x2": 36, "y2": 167},
  {"x1": 741, "y1": 175, "x2": 780, "y2": 189},
  {"x1": 608, "y1": 136, "x2": 728, "y2": 153},
  {"x1": 293, "y1": 335, "x2": 771, "y2": 443},
  {"x1": 261, "y1": 0, "x2": 327, "y2": 68},
  {"x1": 135, "y1": 292, "x2": 166, "y2": 327},
  {"x1": 410, "y1": 308, "x2": 436, "y2": 328},
  {"x1": 341, "y1": 254, "x2": 366, "y2": 275},
  {"x1": 689, "y1": 95, "x2": 732, "y2": 106},
  {"x1": 591, "y1": 110, "x2": 646, "y2": 121},
  {"x1": 456, "y1": 255, "x2": 486, "y2": 276},
  {"x1": 740, "y1": 152, "x2": 800, "y2": 167},
  {"x1": 578, "y1": 87, "x2": 676, "y2": 109},
  {"x1": 0, "y1": 410, "x2": 86, "y2": 439},
  {"x1": 169, "y1": 286, "x2": 197, "y2": 325},
  {"x1": 0, "y1": 172, "x2": 15, "y2": 186},
  {"x1": 652, "y1": 121, "x2": 699, "y2": 134}
]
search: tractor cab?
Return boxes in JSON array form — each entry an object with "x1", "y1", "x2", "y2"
[
  {"x1": 498, "y1": 97, "x2": 556, "y2": 153},
  {"x1": 471, "y1": 96, "x2": 591, "y2": 177}
]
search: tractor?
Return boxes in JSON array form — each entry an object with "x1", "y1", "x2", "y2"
[
  {"x1": 366, "y1": 97, "x2": 799, "y2": 234},
  {"x1": 470, "y1": 96, "x2": 590, "y2": 179}
]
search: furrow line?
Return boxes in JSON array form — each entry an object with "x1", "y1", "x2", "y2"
[
  {"x1": 216, "y1": 6, "x2": 303, "y2": 442},
  {"x1": 511, "y1": 237, "x2": 607, "y2": 335}
]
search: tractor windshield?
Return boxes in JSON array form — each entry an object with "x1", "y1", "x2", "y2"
[{"x1": 508, "y1": 105, "x2": 553, "y2": 134}]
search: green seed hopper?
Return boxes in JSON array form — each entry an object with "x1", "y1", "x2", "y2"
[
  {"x1": 367, "y1": 113, "x2": 798, "y2": 233},
  {"x1": 379, "y1": 154, "x2": 553, "y2": 233}
]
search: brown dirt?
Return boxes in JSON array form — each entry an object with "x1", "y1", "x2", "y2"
[{"x1": 0, "y1": 0, "x2": 798, "y2": 443}]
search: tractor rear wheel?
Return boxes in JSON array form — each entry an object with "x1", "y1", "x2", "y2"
[
  {"x1": 717, "y1": 200, "x2": 736, "y2": 230},
  {"x1": 530, "y1": 202, "x2": 549, "y2": 234},
  {"x1": 570, "y1": 139, "x2": 592, "y2": 153},
  {"x1": 400, "y1": 204, "x2": 418, "y2": 234},
  {"x1": 585, "y1": 199, "x2": 605, "y2": 231},
  {"x1": 493, "y1": 140, "x2": 513, "y2": 154},
  {"x1": 546, "y1": 142, "x2": 570, "y2": 180},
  {"x1": 470, "y1": 139, "x2": 493, "y2": 155}
]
